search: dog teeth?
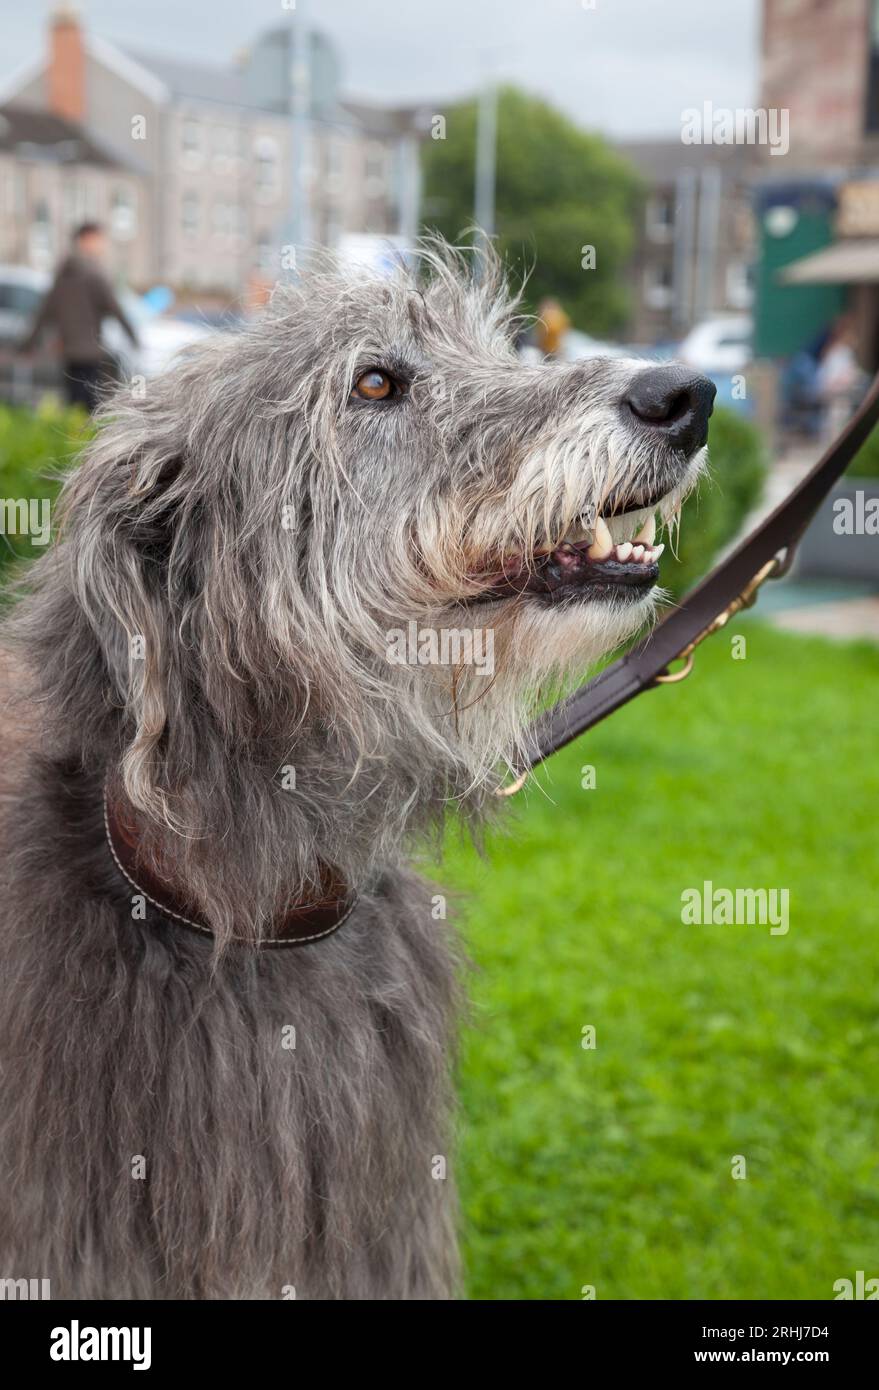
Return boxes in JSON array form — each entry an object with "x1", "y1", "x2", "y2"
[
  {"x1": 529, "y1": 516, "x2": 666, "y2": 571},
  {"x1": 634, "y1": 514, "x2": 656, "y2": 545},
  {"x1": 605, "y1": 540, "x2": 664, "y2": 566},
  {"x1": 586, "y1": 515, "x2": 614, "y2": 561}
]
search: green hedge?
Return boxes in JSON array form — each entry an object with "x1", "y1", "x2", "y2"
[
  {"x1": 0, "y1": 401, "x2": 765, "y2": 600},
  {"x1": 662, "y1": 406, "x2": 767, "y2": 596},
  {"x1": 846, "y1": 425, "x2": 879, "y2": 479},
  {"x1": 0, "y1": 403, "x2": 92, "y2": 575}
]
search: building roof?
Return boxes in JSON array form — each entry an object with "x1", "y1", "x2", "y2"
[
  {"x1": 123, "y1": 47, "x2": 251, "y2": 109},
  {"x1": 123, "y1": 45, "x2": 426, "y2": 134},
  {"x1": 340, "y1": 99, "x2": 427, "y2": 138},
  {"x1": 616, "y1": 138, "x2": 755, "y2": 183},
  {"x1": 0, "y1": 102, "x2": 136, "y2": 170}
]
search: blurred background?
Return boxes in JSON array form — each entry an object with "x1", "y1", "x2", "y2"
[{"x1": 0, "y1": 0, "x2": 877, "y2": 1300}]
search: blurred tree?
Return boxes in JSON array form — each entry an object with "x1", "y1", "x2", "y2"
[{"x1": 421, "y1": 86, "x2": 643, "y2": 337}]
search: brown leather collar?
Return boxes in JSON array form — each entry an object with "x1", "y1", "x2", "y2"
[{"x1": 103, "y1": 788, "x2": 358, "y2": 949}]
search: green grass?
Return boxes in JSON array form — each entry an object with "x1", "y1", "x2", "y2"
[
  {"x1": 432, "y1": 622, "x2": 879, "y2": 1300},
  {"x1": 0, "y1": 402, "x2": 91, "y2": 576}
]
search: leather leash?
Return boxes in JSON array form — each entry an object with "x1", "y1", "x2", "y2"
[{"x1": 500, "y1": 369, "x2": 879, "y2": 793}]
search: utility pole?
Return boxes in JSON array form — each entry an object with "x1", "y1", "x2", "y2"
[
  {"x1": 287, "y1": 1, "x2": 312, "y2": 265},
  {"x1": 474, "y1": 71, "x2": 498, "y2": 245}
]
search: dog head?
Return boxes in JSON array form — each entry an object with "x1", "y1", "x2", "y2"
[
  {"x1": 39, "y1": 243, "x2": 713, "y2": 825},
  {"x1": 226, "y1": 243, "x2": 713, "y2": 774}
]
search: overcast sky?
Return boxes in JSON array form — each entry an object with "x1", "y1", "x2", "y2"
[{"x1": 0, "y1": 0, "x2": 760, "y2": 139}]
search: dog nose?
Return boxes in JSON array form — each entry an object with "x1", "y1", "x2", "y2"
[{"x1": 624, "y1": 366, "x2": 717, "y2": 454}]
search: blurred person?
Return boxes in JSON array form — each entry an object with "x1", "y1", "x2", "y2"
[
  {"x1": 815, "y1": 314, "x2": 868, "y2": 441},
  {"x1": 534, "y1": 297, "x2": 571, "y2": 358},
  {"x1": 20, "y1": 222, "x2": 139, "y2": 412}
]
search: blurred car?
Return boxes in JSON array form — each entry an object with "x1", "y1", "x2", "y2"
[
  {"x1": 103, "y1": 291, "x2": 215, "y2": 377},
  {"x1": 519, "y1": 326, "x2": 629, "y2": 365},
  {"x1": 0, "y1": 263, "x2": 216, "y2": 378},
  {"x1": 0, "y1": 265, "x2": 46, "y2": 347},
  {"x1": 677, "y1": 315, "x2": 752, "y2": 375},
  {"x1": 563, "y1": 328, "x2": 628, "y2": 361}
]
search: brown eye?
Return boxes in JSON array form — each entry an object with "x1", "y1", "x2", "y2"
[{"x1": 352, "y1": 369, "x2": 394, "y2": 401}]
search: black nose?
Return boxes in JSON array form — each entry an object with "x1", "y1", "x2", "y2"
[{"x1": 624, "y1": 366, "x2": 717, "y2": 454}]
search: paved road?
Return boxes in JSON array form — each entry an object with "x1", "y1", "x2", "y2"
[{"x1": 721, "y1": 441, "x2": 879, "y2": 643}]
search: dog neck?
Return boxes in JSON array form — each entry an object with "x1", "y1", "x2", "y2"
[{"x1": 103, "y1": 786, "x2": 358, "y2": 948}]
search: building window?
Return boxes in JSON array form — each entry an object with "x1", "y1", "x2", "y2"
[
  {"x1": 111, "y1": 186, "x2": 137, "y2": 241},
  {"x1": 181, "y1": 192, "x2": 199, "y2": 235},
  {"x1": 254, "y1": 137, "x2": 279, "y2": 198},
  {"x1": 29, "y1": 198, "x2": 53, "y2": 270},
  {"x1": 328, "y1": 138, "x2": 344, "y2": 180},
  {"x1": 868, "y1": 1, "x2": 879, "y2": 132},
  {"x1": 325, "y1": 136, "x2": 344, "y2": 195},
  {"x1": 725, "y1": 260, "x2": 754, "y2": 310},
  {"x1": 365, "y1": 141, "x2": 385, "y2": 196},
  {"x1": 213, "y1": 124, "x2": 242, "y2": 172},
  {"x1": 645, "y1": 192, "x2": 675, "y2": 242},
  {"x1": 643, "y1": 262, "x2": 674, "y2": 310},
  {"x1": 13, "y1": 169, "x2": 25, "y2": 218},
  {"x1": 255, "y1": 230, "x2": 275, "y2": 273},
  {"x1": 182, "y1": 117, "x2": 201, "y2": 153},
  {"x1": 63, "y1": 179, "x2": 82, "y2": 227}
]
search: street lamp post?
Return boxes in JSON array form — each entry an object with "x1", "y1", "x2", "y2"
[
  {"x1": 287, "y1": 2, "x2": 312, "y2": 264},
  {"x1": 474, "y1": 75, "x2": 498, "y2": 244}
]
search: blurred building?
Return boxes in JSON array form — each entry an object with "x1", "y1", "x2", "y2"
[
  {"x1": 0, "y1": 103, "x2": 149, "y2": 282},
  {"x1": 0, "y1": 5, "x2": 427, "y2": 297},
  {"x1": 756, "y1": 0, "x2": 879, "y2": 368},
  {"x1": 618, "y1": 140, "x2": 755, "y2": 345}
]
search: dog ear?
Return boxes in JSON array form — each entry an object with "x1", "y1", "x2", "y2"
[
  {"x1": 66, "y1": 446, "x2": 195, "y2": 829},
  {"x1": 59, "y1": 428, "x2": 318, "y2": 834}
]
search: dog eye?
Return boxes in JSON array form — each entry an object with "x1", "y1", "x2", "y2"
[{"x1": 352, "y1": 369, "x2": 395, "y2": 401}]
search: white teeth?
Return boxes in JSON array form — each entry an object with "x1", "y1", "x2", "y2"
[
  {"x1": 586, "y1": 514, "x2": 614, "y2": 561},
  {"x1": 608, "y1": 540, "x2": 664, "y2": 566},
  {"x1": 634, "y1": 514, "x2": 656, "y2": 545}
]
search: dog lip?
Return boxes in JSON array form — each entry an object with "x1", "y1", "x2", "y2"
[{"x1": 466, "y1": 539, "x2": 661, "y2": 603}]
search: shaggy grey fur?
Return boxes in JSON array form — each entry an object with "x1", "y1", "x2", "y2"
[{"x1": 0, "y1": 244, "x2": 704, "y2": 1299}]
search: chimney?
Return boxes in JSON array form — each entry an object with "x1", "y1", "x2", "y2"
[{"x1": 48, "y1": 4, "x2": 85, "y2": 125}]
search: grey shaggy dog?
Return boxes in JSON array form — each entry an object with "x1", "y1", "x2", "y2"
[{"x1": 0, "y1": 243, "x2": 712, "y2": 1299}]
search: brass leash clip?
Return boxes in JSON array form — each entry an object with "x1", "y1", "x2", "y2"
[{"x1": 654, "y1": 554, "x2": 785, "y2": 685}]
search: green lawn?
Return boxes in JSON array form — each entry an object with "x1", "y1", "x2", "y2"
[{"x1": 433, "y1": 621, "x2": 879, "y2": 1300}]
